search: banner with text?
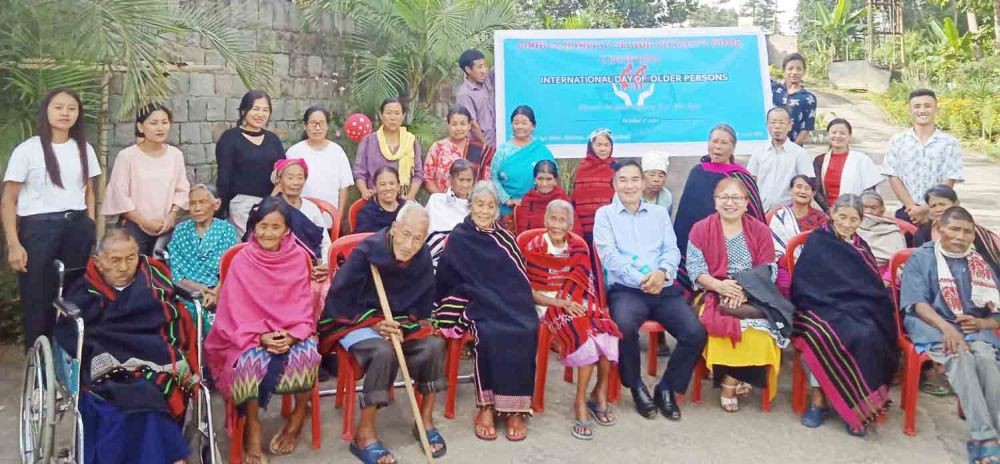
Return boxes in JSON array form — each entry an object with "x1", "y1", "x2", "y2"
[{"x1": 494, "y1": 28, "x2": 772, "y2": 158}]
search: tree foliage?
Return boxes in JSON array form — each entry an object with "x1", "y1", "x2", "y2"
[{"x1": 0, "y1": 0, "x2": 271, "y2": 166}]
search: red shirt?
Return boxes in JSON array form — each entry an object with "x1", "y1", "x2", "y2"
[{"x1": 824, "y1": 151, "x2": 849, "y2": 205}]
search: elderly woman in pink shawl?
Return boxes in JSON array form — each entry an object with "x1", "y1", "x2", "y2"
[{"x1": 205, "y1": 196, "x2": 320, "y2": 463}]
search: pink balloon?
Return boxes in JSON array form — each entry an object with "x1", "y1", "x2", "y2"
[{"x1": 344, "y1": 113, "x2": 373, "y2": 142}]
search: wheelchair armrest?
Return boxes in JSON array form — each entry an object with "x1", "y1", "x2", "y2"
[
  {"x1": 55, "y1": 299, "x2": 82, "y2": 319},
  {"x1": 174, "y1": 281, "x2": 203, "y2": 301}
]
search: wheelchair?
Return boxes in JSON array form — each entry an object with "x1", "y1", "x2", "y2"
[{"x1": 19, "y1": 257, "x2": 220, "y2": 464}]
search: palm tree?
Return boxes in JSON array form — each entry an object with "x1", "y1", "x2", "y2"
[
  {"x1": 299, "y1": 0, "x2": 528, "y2": 146},
  {"x1": 0, "y1": 0, "x2": 273, "y2": 172}
]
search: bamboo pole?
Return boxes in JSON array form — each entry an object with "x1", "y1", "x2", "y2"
[{"x1": 369, "y1": 264, "x2": 435, "y2": 464}]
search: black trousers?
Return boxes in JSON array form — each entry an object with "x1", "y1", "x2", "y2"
[
  {"x1": 607, "y1": 283, "x2": 707, "y2": 394},
  {"x1": 17, "y1": 211, "x2": 95, "y2": 349}
]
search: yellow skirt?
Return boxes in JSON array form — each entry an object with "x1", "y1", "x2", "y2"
[{"x1": 703, "y1": 328, "x2": 781, "y2": 400}]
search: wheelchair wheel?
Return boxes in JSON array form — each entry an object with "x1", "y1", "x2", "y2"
[{"x1": 20, "y1": 336, "x2": 56, "y2": 464}]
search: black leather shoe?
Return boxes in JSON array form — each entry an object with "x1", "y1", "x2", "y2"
[
  {"x1": 654, "y1": 388, "x2": 682, "y2": 421},
  {"x1": 630, "y1": 385, "x2": 658, "y2": 419}
]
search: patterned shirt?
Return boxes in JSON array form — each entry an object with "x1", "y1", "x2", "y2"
[
  {"x1": 686, "y1": 232, "x2": 777, "y2": 290},
  {"x1": 423, "y1": 138, "x2": 466, "y2": 192},
  {"x1": 168, "y1": 218, "x2": 240, "y2": 287},
  {"x1": 771, "y1": 80, "x2": 817, "y2": 142},
  {"x1": 881, "y1": 128, "x2": 964, "y2": 204}
]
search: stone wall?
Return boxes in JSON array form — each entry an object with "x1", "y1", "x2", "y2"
[{"x1": 106, "y1": 0, "x2": 349, "y2": 184}]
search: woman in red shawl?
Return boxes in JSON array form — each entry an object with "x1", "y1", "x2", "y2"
[
  {"x1": 522, "y1": 199, "x2": 621, "y2": 441},
  {"x1": 570, "y1": 129, "x2": 615, "y2": 244},
  {"x1": 205, "y1": 196, "x2": 320, "y2": 463},
  {"x1": 515, "y1": 159, "x2": 581, "y2": 235}
]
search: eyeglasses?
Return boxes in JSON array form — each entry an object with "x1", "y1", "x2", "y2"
[
  {"x1": 308, "y1": 121, "x2": 327, "y2": 128},
  {"x1": 714, "y1": 195, "x2": 747, "y2": 203}
]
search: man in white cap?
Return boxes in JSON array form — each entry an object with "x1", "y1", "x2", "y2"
[{"x1": 641, "y1": 151, "x2": 673, "y2": 215}]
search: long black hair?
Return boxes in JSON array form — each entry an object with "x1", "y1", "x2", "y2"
[
  {"x1": 36, "y1": 88, "x2": 89, "y2": 188},
  {"x1": 237, "y1": 90, "x2": 272, "y2": 127},
  {"x1": 242, "y1": 195, "x2": 292, "y2": 242}
]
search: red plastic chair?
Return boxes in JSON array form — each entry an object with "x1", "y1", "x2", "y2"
[
  {"x1": 324, "y1": 233, "x2": 374, "y2": 440},
  {"x1": 305, "y1": 196, "x2": 341, "y2": 242},
  {"x1": 785, "y1": 231, "x2": 813, "y2": 415},
  {"x1": 590, "y1": 250, "x2": 667, "y2": 404},
  {"x1": 515, "y1": 228, "x2": 580, "y2": 413},
  {"x1": 347, "y1": 198, "x2": 368, "y2": 234},
  {"x1": 218, "y1": 243, "x2": 322, "y2": 463},
  {"x1": 888, "y1": 248, "x2": 927, "y2": 436},
  {"x1": 443, "y1": 332, "x2": 475, "y2": 419}
]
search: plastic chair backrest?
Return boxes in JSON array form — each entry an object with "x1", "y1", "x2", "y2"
[
  {"x1": 348, "y1": 199, "x2": 368, "y2": 234},
  {"x1": 218, "y1": 242, "x2": 250, "y2": 283},
  {"x1": 305, "y1": 196, "x2": 341, "y2": 241},
  {"x1": 785, "y1": 231, "x2": 812, "y2": 275},
  {"x1": 327, "y1": 233, "x2": 375, "y2": 280},
  {"x1": 888, "y1": 248, "x2": 915, "y2": 339}
]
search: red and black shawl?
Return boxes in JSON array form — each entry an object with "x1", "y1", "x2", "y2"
[
  {"x1": 55, "y1": 256, "x2": 196, "y2": 420},
  {"x1": 571, "y1": 150, "x2": 616, "y2": 240},
  {"x1": 522, "y1": 233, "x2": 620, "y2": 358},
  {"x1": 515, "y1": 185, "x2": 582, "y2": 236}
]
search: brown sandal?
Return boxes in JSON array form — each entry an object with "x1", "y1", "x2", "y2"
[
  {"x1": 505, "y1": 414, "x2": 528, "y2": 442},
  {"x1": 474, "y1": 409, "x2": 497, "y2": 441}
]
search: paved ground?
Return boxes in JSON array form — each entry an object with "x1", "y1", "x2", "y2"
[{"x1": 1, "y1": 90, "x2": 996, "y2": 464}]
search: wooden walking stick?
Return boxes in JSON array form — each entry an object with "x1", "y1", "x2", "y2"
[{"x1": 370, "y1": 264, "x2": 436, "y2": 464}]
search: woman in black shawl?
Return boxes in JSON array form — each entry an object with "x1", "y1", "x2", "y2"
[
  {"x1": 790, "y1": 194, "x2": 898, "y2": 437},
  {"x1": 434, "y1": 180, "x2": 538, "y2": 442}
]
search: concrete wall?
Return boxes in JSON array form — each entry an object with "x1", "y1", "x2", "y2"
[{"x1": 106, "y1": 0, "x2": 349, "y2": 184}]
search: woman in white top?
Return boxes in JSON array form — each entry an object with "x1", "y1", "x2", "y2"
[
  {"x1": 1, "y1": 88, "x2": 102, "y2": 349},
  {"x1": 425, "y1": 159, "x2": 475, "y2": 266},
  {"x1": 101, "y1": 103, "x2": 190, "y2": 255},
  {"x1": 285, "y1": 106, "x2": 355, "y2": 224},
  {"x1": 812, "y1": 118, "x2": 884, "y2": 211}
]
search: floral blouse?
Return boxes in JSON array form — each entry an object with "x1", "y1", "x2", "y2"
[{"x1": 423, "y1": 138, "x2": 467, "y2": 192}]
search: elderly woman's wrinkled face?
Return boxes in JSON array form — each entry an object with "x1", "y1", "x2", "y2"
[
  {"x1": 789, "y1": 178, "x2": 815, "y2": 206},
  {"x1": 375, "y1": 171, "x2": 401, "y2": 207},
  {"x1": 255, "y1": 211, "x2": 288, "y2": 251},
  {"x1": 544, "y1": 206, "x2": 571, "y2": 243},
  {"x1": 470, "y1": 192, "x2": 498, "y2": 229},
  {"x1": 451, "y1": 169, "x2": 474, "y2": 199},
  {"x1": 862, "y1": 196, "x2": 885, "y2": 217},
  {"x1": 707, "y1": 129, "x2": 735, "y2": 164},
  {"x1": 831, "y1": 206, "x2": 861, "y2": 239},
  {"x1": 534, "y1": 170, "x2": 557, "y2": 195},
  {"x1": 591, "y1": 135, "x2": 612, "y2": 158},
  {"x1": 96, "y1": 239, "x2": 140, "y2": 288},
  {"x1": 643, "y1": 170, "x2": 666, "y2": 193},
  {"x1": 714, "y1": 182, "x2": 748, "y2": 221},
  {"x1": 188, "y1": 188, "x2": 220, "y2": 226},
  {"x1": 277, "y1": 164, "x2": 306, "y2": 199},
  {"x1": 927, "y1": 194, "x2": 957, "y2": 222}
]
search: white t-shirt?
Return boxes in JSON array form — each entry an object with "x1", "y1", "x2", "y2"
[
  {"x1": 747, "y1": 140, "x2": 816, "y2": 211},
  {"x1": 285, "y1": 140, "x2": 355, "y2": 207},
  {"x1": 3, "y1": 136, "x2": 101, "y2": 216}
]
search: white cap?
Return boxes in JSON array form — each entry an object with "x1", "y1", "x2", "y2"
[{"x1": 641, "y1": 151, "x2": 669, "y2": 173}]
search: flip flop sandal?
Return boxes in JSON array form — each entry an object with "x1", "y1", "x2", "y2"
[
  {"x1": 919, "y1": 380, "x2": 953, "y2": 397},
  {"x1": 968, "y1": 440, "x2": 983, "y2": 463},
  {"x1": 413, "y1": 426, "x2": 448, "y2": 458},
  {"x1": 735, "y1": 382, "x2": 753, "y2": 398},
  {"x1": 349, "y1": 440, "x2": 396, "y2": 464},
  {"x1": 242, "y1": 451, "x2": 268, "y2": 464},
  {"x1": 268, "y1": 431, "x2": 297, "y2": 456},
  {"x1": 586, "y1": 399, "x2": 617, "y2": 426},
  {"x1": 721, "y1": 384, "x2": 740, "y2": 412},
  {"x1": 474, "y1": 419, "x2": 498, "y2": 441},
  {"x1": 978, "y1": 441, "x2": 1000, "y2": 463},
  {"x1": 571, "y1": 420, "x2": 594, "y2": 441},
  {"x1": 505, "y1": 416, "x2": 528, "y2": 442}
]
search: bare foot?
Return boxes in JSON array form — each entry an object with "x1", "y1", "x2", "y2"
[
  {"x1": 269, "y1": 410, "x2": 306, "y2": 456},
  {"x1": 243, "y1": 419, "x2": 264, "y2": 464}
]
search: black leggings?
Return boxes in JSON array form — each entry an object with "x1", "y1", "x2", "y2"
[{"x1": 17, "y1": 211, "x2": 95, "y2": 350}]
